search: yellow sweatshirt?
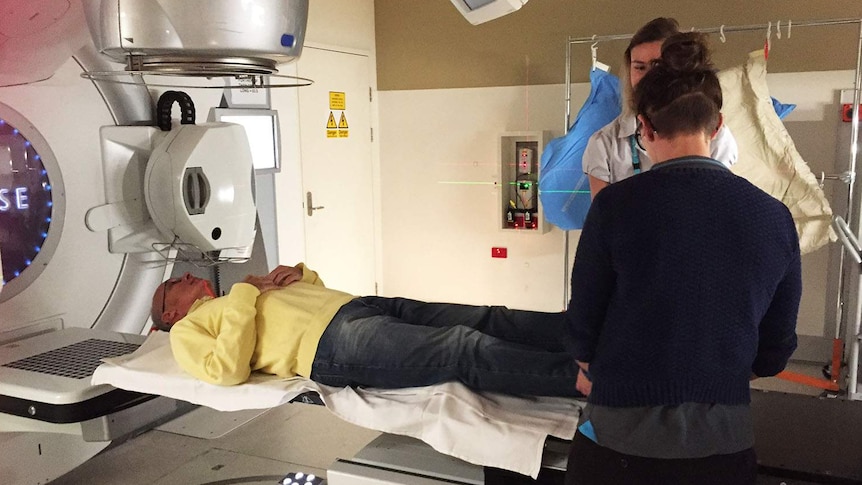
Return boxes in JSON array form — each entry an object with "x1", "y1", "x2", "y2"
[{"x1": 169, "y1": 264, "x2": 355, "y2": 385}]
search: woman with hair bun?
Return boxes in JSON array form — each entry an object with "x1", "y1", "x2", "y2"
[
  {"x1": 564, "y1": 32, "x2": 800, "y2": 485},
  {"x1": 582, "y1": 18, "x2": 738, "y2": 198}
]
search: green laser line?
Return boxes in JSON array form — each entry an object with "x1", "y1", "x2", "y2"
[{"x1": 435, "y1": 182, "x2": 591, "y2": 195}]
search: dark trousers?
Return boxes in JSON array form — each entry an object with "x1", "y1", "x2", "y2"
[
  {"x1": 310, "y1": 296, "x2": 581, "y2": 397},
  {"x1": 565, "y1": 432, "x2": 757, "y2": 485}
]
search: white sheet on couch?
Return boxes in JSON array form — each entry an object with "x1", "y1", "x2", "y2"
[{"x1": 92, "y1": 331, "x2": 581, "y2": 478}]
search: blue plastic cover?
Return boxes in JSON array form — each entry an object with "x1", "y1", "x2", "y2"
[
  {"x1": 771, "y1": 96, "x2": 796, "y2": 119},
  {"x1": 539, "y1": 69, "x2": 621, "y2": 230},
  {"x1": 538, "y1": 73, "x2": 793, "y2": 231}
]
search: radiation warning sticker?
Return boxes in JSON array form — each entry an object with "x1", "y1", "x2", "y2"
[
  {"x1": 329, "y1": 92, "x2": 346, "y2": 110},
  {"x1": 326, "y1": 111, "x2": 338, "y2": 138},
  {"x1": 338, "y1": 112, "x2": 349, "y2": 138}
]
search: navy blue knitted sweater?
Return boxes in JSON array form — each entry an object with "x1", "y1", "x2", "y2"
[{"x1": 567, "y1": 157, "x2": 801, "y2": 407}]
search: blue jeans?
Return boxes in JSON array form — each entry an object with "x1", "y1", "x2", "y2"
[{"x1": 310, "y1": 296, "x2": 581, "y2": 397}]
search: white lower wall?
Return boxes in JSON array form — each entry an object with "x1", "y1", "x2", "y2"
[
  {"x1": 377, "y1": 83, "x2": 589, "y2": 312},
  {"x1": 377, "y1": 70, "x2": 856, "y2": 335}
]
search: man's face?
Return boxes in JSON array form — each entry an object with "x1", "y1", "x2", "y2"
[{"x1": 154, "y1": 273, "x2": 216, "y2": 327}]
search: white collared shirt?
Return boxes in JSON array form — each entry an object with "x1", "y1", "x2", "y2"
[{"x1": 582, "y1": 114, "x2": 738, "y2": 184}]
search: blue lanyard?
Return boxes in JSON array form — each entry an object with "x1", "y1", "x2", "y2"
[{"x1": 628, "y1": 135, "x2": 641, "y2": 175}]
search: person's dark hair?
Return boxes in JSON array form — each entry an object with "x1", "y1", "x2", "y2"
[
  {"x1": 633, "y1": 31, "x2": 722, "y2": 138},
  {"x1": 625, "y1": 17, "x2": 680, "y2": 65}
]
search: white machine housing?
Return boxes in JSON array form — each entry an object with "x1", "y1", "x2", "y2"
[
  {"x1": 449, "y1": 0, "x2": 528, "y2": 25},
  {"x1": 0, "y1": 2, "x2": 296, "y2": 483},
  {"x1": 144, "y1": 122, "x2": 257, "y2": 255},
  {"x1": 84, "y1": 0, "x2": 308, "y2": 73}
]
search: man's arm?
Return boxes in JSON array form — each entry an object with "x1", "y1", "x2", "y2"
[
  {"x1": 565, "y1": 197, "x2": 614, "y2": 365},
  {"x1": 242, "y1": 265, "x2": 304, "y2": 293},
  {"x1": 752, "y1": 247, "x2": 802, "y2": 378},
  {"x1": 295, "y1": 263, "x2": 326, "y2": 287},
  {"x1": 170, "y1": 283, "x2": 259, "y2": 386}
]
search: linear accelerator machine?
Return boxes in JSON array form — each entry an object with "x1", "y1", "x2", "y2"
[
  {"x1": 0, "y1": 2, "x2": 559, "y2": 485},
  {"x1": 0, "y1": 1, "x2": 302, "y2": 483}
]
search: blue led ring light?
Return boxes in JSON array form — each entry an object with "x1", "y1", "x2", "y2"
[{"x1": 0, "y1": 102, "x2": 65, "y2": 302}]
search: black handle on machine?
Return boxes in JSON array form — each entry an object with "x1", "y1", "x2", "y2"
[{"x1": 156, "y1": 90, "x2": 196, "y2": 131}]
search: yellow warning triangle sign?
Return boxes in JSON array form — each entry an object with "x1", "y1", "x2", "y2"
[
  {"x1": 326, "y1": 112, "x2": 337, "y2": 129},
  {"x1": 338, "y1": 113, "x2": 349, "y2": 129}
]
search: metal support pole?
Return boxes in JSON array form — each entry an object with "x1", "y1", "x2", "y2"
[
  {"x1": 562, "y1": 37, "x2": 574, "y2": 310},
  {"x1": 845, "y1": 20, "x2": 862, "y2": 398}
]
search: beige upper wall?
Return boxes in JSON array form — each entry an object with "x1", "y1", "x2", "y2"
[
  {"x1": 305, "y1": 0, "x2": 376, "y2": 51},
  {"x1": 374, "y1": 0, "x2": 862, "y2": 90}
]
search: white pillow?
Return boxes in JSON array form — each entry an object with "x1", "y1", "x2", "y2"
[{"x1": 718, "y1": 50, "x2": 835, "y2": 254}]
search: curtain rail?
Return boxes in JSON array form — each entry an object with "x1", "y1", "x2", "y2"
[{"x1": 566, "y1": 18, "x2": 862, "y2": 45}]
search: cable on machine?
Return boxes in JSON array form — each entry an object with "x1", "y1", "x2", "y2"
[{"x1": 156, "y1": 90, "x2": 196, "y2": 131}]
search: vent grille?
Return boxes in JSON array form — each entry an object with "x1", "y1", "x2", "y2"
[
  {"x1": 183, "y1": 167, "x2": 210, "y2": 215},
  {"x1": 3, "y1": 339, "x2": 140, "y2": 379}
]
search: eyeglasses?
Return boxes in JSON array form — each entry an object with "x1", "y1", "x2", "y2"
[
  {"x1": 634, "y1": 123, "x2": 647, "y2": 152},
  {"x1": 160, "y1": 277, "x2": 178, "y2": 322},
  {"x1": 159, "y1": 273, "x2": 192, "y2": 323},
  {"x1": 635, "y1": 115, "x2": 658, "y2": 152}
]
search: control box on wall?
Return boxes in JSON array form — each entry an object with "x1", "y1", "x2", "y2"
[{"x1": 499, "y1": 131, "x2": 550, "y2": 233}]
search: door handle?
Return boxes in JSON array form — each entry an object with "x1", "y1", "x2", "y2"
[{"x1": 306, "y1": 191, "x2": 325, "y2": 217}]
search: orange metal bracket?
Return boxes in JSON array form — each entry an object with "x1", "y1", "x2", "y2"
[
  {"x1": 776, "y1": 370, "x2": 840, "y2": 391},
  {"x1": 774, "y1": 338, "x2": 843, "y2": 392}
]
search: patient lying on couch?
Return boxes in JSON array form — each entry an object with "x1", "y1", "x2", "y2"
[{"x1": 153, "y1": 263, "x2": 582, "y2": 397}]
